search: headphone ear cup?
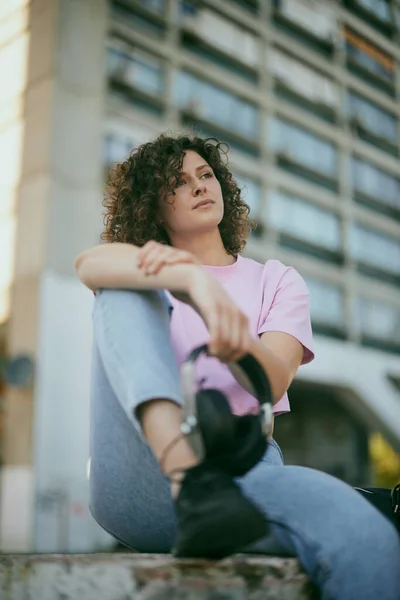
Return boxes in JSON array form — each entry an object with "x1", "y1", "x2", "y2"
[
  {"x1": 195, "y1": 389, "x2": 236, "y2": 458},
  {"x1": 232, "y1": 415, "x2": 268, "y2": 476}
]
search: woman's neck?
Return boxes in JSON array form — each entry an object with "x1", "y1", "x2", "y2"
[{"x1": 170, "y1": 231, "x2": 236, "y2": 267}]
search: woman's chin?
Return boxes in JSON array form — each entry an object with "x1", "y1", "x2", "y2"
[{"x1": 195, "y1": 212, "x2": 222, "y2": 228}]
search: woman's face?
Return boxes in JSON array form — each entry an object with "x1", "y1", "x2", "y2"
[{"x1": 159, "y1": 150, "x2": 224, "y2": 239}]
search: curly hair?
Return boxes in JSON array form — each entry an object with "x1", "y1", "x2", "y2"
[{"x1": 101, "y1": 132, "x2": 255, "y2": 256}]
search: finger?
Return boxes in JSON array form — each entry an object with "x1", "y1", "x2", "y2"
[
  {"x1": 137, "y1": 241, "x2": 157, "y2": 268},
  {"x1": 146, "y1": 253, "x2": 195, "y2": 276},
  {"x1": 211, "y1": 305, "x2": 233, "y2": 360},
  {"x1": 230, "y1": 314, "x2": 251, "y2": 362},
  {"x1": 229, "y1": 330, "x2": 251, "y2": 363},
  {"x1": 150, "y1": 250, "x2": 195, "y2": 273},
  {"x1": 146, "y1": 249, "x2": 174, "y2": 274},
  {"x1": 220, "y1": 308, "x2": 236, "y2": 360},
  {"x1": 164, "y1": 257, "x2": 195, "y2": 270},
  {"x1": 164, "y1": 251, "x2": 192, "y2": 265},
  {"x1": 141, "y1": 246, "x2": 168, "y2": 272},
  {"x1": 207, "y1": 305, "x2": 223, "y2": 357},
  {"x1": 216, "y1": 310, "x2": 249, "y2": 363},
  {"x1": 223, "y1": 311, "x2": 243, "y2": 363},
  {"x1": 219, "y1": 309, "x2": 244, "y2": 363}
]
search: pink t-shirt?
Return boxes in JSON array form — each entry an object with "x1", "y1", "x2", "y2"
[{"x1": 168, "y1": 255, "x2": 314, "y2": 416}]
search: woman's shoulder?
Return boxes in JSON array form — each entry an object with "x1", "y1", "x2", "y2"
[
  {"x1": 240, "y1": 255, "x2": 307, "y2": 293},
  {"x1": 240, "y1": 255, "x2": 292, "y2": 278}
]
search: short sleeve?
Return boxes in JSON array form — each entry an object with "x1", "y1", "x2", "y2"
[{"x1": 258, "y1": 265, "x2": 314, "y2": 365}]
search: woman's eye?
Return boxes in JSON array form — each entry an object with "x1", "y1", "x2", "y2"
[{"x1": 201, "y1": 172, "x2": 213, "y2": 179}]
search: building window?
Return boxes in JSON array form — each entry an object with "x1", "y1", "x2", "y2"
[
  {"x1": 175, "y1": 72, "x2": 259, "y2": 140},
  {"x1": 107, "y1": 40, "x2": 164, "y2": 96},
  {"x1": 102, "y1": 124, "x2": 155, "y2": 166},
  {"x1": 349, "y1": 224, "x2": 400, "y2": 280},
  {"x1": 110, "y1": 0, "x2": 166, "y2": 37},
  {"x1": 303, "y1": 276, "x2": 345, "y2": 337},
  {"x1": 351, "y1": 157, "x2": 400, "y2": 218},
  {"x1": 344, "y1": 27, "x2": 395, "y2": 94},
  {"x1": 343, "y1": 0, "x2": 393, "y2": 36},
  {"x1": 347, "y1": 91, "x2": 398, "y2": 154},
  {"x1": 230, "y1": 0, "x2": 258, "y2": 13},
  {"x1": 357, "y1": 298, "x2": 400, "y2": 351},
  {"x1": 269, "y1": 190, "x2": 341, "y2": 248},
  {"x1": 268, "y1": 118, "x2": 338, "y2": 188},
  {"x1": 135, "y1": 0, "x2": 166, "y2": 14},
  {"x1": 103, "y1": 133, "x2": 135, "y2": 166},
  {"x1": 269, "y1": 190, "x2": 342, "y2": 262},
  {"x1": 355, "y1": 0, "x2": 391, "y2": 21},
  {"x1": 233, "y1": 173, "x2": 263, "y2": 235},
  {"x1": 272, "y1": 0, "x2": 337, "y2": 55},
  {"x1": 179, "y1": 3, "x2": 259, "y2": 81},
  {"x1": 234, "y1": 174, "x2": 262, "y2": 217},
  {"x1": 269, "y1": 49, "x2": 338, "y2": 121}
]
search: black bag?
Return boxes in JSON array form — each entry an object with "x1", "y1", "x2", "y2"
[{"x1": 355, "y1": 484, "x2": 400, "y2": 533}]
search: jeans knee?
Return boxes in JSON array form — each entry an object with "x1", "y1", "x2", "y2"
[
  {"x1": 96, "y1": 287, "x2": 169, "y2": 309},
  {"x1": 94, "y1": 288, "x2": 171, "y2": 325}
]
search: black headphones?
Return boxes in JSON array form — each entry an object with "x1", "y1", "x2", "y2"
[{"x1": 180, "y1": 344, "x2": 274, "y2": 477}]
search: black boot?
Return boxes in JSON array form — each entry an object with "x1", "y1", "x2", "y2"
[{"x1": 173, "y1": 462, "x2": 268, "y2": 559}]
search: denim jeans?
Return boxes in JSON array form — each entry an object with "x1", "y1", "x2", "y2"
[{"x1": 89, "y1": 289, "x2": 400, "y2": 600}]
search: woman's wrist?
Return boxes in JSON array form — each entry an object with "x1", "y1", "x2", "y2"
[{"x1": 170, "y1": 263, "x2": 205, "y2": 308}]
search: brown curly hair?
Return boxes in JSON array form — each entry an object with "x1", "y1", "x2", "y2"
[{"x1": 101, "y1": 132, "x2": 255, "y2": 256}]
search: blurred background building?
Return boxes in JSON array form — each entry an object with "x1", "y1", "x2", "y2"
[{"x1": 0, "y1": 0, "x2": 399, "y2": 553}]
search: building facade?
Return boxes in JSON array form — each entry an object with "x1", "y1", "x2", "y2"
[{"x1": 0, "y1": 0, "x2": 399, "y2": 552}]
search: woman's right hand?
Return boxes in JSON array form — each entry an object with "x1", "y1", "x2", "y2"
[
  {"x1": 137, "y1": 241, "x2": 200, "y2": 275},
  {"x1": 184, "y1": 267, "x2": 251, "y2": 362}
]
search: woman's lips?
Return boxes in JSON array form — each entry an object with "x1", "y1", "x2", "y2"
[{"x1": 193, "y1": 199, "x2": 214, "y2": 209}]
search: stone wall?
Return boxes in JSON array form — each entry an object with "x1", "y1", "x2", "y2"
[{"x1": 0, "y1": 553, "x2": 317, "y2": 599}]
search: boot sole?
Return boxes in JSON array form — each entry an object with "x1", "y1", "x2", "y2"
[{"x1": 173, "y1": 492, "x2": 268, "y2": 559}]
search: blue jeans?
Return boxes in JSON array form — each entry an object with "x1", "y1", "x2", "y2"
[{"x1": 90, "y1": 289, "x2": 400, "y2": 600}]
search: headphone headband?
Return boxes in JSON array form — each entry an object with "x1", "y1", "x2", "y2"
[
  {"x1": 181, "y1": 344, "x2": 273, "y2": 460},
  {"x1": 180, "y1": 344, "x2": 274, "y2": 462},
  {"x1": 185, "y1": 344, "x2": 273, "y2": 409}
]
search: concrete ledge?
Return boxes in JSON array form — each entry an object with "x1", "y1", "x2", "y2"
[{"x1": 0, "y1": 553, "x2": 317, "y2": 599}]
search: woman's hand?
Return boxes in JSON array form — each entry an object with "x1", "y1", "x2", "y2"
[
  {"x1": 137, "y1": 241, "x2": 200, "y2": 275},
  {"x1": 186, "y1": 267, "x2": 252, "y2": 362}
]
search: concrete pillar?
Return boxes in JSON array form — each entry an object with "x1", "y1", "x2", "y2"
[{"x1": 0, "y1": 0, "x2": 108, "y2": 552}]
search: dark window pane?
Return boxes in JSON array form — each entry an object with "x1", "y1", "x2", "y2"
[
  {"x1": 176, "y1": 71, "x2": 259, "y2": 140},
  {"x1": 272, "y1": 0, "x2": 335, "y2": 56},
  {"x1": 357, "y1": 298, "x2": 400, "y2": 347},
  {"x1": 234, "y1": 173, "x2": 262, "y2": 217},
  {"x1": 349, "y1": 224, "x2": 400, "y2": 275},
  {"x1": 303, "y1": 276, "x2": 345, "y2": 327},
  {"x1": 344, "y1": 27, "x2": 395, "y2": 89},
  {"x1": 351, "y1": 157, "x2": 400, "y2": 214},
  {"x1": 270, "y1": 49, "x2": 338, "y2": 121},
  {"x1": 347, "y1": 91, "x2": 397, "y2": 143},
  {"x1": 179, "y1": 2, "x2": 259, "y2": 77},
  {"x1": 269, "y1": 190, "x2": 341, "y2": 250},
  {"x1": 269, "y1": 118, "x2": 337, "y2": 178},
  {"x1": 107, "y1": 40, "x2": 164, "y2": 96},
  {"x1": 110, "y1": 1, "x2": 166, "y2": 37}
]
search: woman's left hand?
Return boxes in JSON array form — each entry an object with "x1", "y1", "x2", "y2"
[{"x1": 137, "y1": 241, "x2": 200, "y2": 275}]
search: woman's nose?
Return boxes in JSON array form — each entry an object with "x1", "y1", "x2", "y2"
[{"x1": 194, "y1": 181, "x2": 206, "y2": 196}]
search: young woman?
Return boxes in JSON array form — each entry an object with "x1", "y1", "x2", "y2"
[{"x1": 75, "y1": 134, "x2": 399, "y2": 599}]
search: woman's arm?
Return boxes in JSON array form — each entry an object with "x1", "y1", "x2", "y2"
[
  {"x1": 75, "y1": 243, "x2": 296, "y2": 406},
  {"x1": 75, "y1": 242, "x2": 198, "y2": 295},
  {"x1": 248, "y1": 333, "x2": 303, "y2": 404},
  {"x1": 75, "y1": 242, "x2": 250, "y2": 364}
]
